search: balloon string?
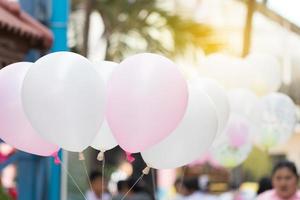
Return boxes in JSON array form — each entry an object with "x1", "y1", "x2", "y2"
[
  {"x1": 60, "y1": 161, "x2": 88, "y2": 200},
  {"x1": 179, "y1": 166, "x2": 187, "y2": 191},
  {"x1": 81, "y1": 157, "x2": 94, "y2": 195},
  {"x1": 102, "y1": 154, "x2": 106, "y2": 200},
  {"x1": 151, "y1": 168, "x2": 157, "y2": 200},
  {"x1": 120, "y1": 173, "x2": 145, "y2": 200},
  {"x1": 125, "y1": 151, "x2": 135, "y2": 163}
]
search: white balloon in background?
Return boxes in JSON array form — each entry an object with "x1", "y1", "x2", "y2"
[
  {"x1": 91, "y1": 61, "x2": 118, "y2": 152},
  {"x1": 199, "y1": 54, "x2": 233, "y2": 88},
  {"x1": 252, "y1": 92, "x2": 296, "y2": 149},
  {"x1": 22, "y1": 52, "x2": 106, "y2": 152},
  {"x1": 211, "y1": 114, "x2": 252, "y2": 168},
  {"x1": 227, "y1": 89, "x2": 260, "y2": 143},
  {"x1": 246, "y1": 53, "x2": 282, "y2": 95},
  {"x1": 193, "y1": 78, "x2": 230, "y2": 138},
  {"x1": 199, "y1": 54, "x2": 247, "y2": 89},
  {"x1": 141, "y1": 81, "x2": 218, "y2": 169},
  {"x1": 211, "y1": 137, "x2": 252, "y2": 168},
  {"x1": 227, "y1": 88, "x2": 259, "y2": 124}
]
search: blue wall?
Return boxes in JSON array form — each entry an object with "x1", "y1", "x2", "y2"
[{"x1": 13, "y1": 0, "x2": 69, "y2": 199}]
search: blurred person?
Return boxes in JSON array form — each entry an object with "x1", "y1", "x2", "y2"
[
  {"x1": 86, "y1": 171, "x2": 111, "y2": 200},
  {"x1": 112, "y1": 178, "x2": 153, "y2": 200},
  {"x1": 128, "y1": 178, "x2": 153, "y2": 200},
  {"x1": 257, "y1": 177, "x2": 272, "y2": 195},
  {"x1": 112, "y1": 180, "x2": 130, "y2": 200},
  {"x1": 257, "y1": 160, "x2": 300, "y2": 200},
  {"x1": 219, "y1": 183, "x2": 242, "y2": 200},
  {"x1": 170, "y1": 178, "x2": 185, "y2": 200},
  {"x1": 181, "y1": 178, "x2": 201, "y2": 199},
  {"x1": 199, "y1": 175, "x2": 210, "y2": 192},
  {"x1": 239, "y1": 182, "x2": 258, "y2": 200},
  {"x1": 109, "y1": 161, "x2": 133, "y2": 194},
  {"x1": 181, "y1": 177, "x2": 218, "y2": 200}
]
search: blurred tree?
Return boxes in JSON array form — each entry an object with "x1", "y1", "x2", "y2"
[{"x1": 72, "y1": 0, "x2": 223, "y2": 61}]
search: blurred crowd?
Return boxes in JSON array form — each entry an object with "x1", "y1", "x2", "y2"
[
  {"x1": 1, "y1": 159, "x2": 298, "y2": 200},
  {"x1": 84, "y1": 160, "x2": 300, "y2": 200}
]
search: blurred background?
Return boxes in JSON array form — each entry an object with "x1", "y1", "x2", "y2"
[{"x1": 1, "y1": 0, "x2": 300, "y2": 200}]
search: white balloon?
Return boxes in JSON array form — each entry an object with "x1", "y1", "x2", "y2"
[
  {"x1": 199, "y1": 54, "x2": 232, "y2": 87},
  {"x1": 141, "y1": 81, "x2": 218, "y2": 169},
  {"x1": 91, "y1": 61, "x2": 118, "y2": 151},
  {"x1": 211, "y1": 114, "x2": 252, "y2": 168},
  {"x1": 199, "y1": 54, "x2": 247, "y2": 89},
  {"x1": 252, "y1": 92, "x2": 296, "y2": 149},
  {"x1": 193, "y1": 78, "x2": 230, "y2": 137},
  {"x1": 22, "y1": 52, "x2": 106, "y2": 152},
  {"x1": 227, "y1": 88, "x2": 259, "y2": 123},
  {"x1": 211, "y1": 138, "x2": 252, "y2": 168},
  {"x1": 245, "y1": 53, "x2": 282, "y2": 95}
]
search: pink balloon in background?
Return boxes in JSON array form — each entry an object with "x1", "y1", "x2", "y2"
[
  {"x1": 0, "y1": 62, "x2": 59, "y2": 156},
  {"x1": 227, "y1": 116, "x2": 250, "y2": 148},
  {"x1": 106, "y1": 53, "x2": 188, "y2": 153}
]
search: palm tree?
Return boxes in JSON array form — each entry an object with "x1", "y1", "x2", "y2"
[{"x1": 72, "y1": 0, "x2": 223, "y2": 61}]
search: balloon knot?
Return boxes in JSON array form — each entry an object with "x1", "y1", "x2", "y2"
[
  {"x1": 79, "y1": 152, "x2": 85, "y2": 161},
  {"x1": 97, "y1": 151, "x2": 105, "y2": 161},
  {"x1": 51, "y1": 151, "x2": 61, "y2": 165},
  {"x1": 142, "y1": 166, "x2": 151, "y2": 175},
  {"x1": 125, "y1": 152, "x2": 135, "y2": 163}
]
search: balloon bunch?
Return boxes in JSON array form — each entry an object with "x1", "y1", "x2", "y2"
[
  {"x1": 200, "y1": 89, "x2": 296, "y2": 169},
  {"x1": 0, "y1": 51, "x2": 230, "y2": 170}
]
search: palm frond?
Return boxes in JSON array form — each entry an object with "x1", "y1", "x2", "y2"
[{"x1": 72, "y1": 0, "x2": 225, "y2": 61}]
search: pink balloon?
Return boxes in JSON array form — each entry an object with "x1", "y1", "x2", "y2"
[
  {"x1": 227, "y1": 116, "x2": 250, "y2": 148},
  {"x1": 106, "y1": 53, "x2": 188, "y2": 153},
  {"x1": 0, "y1": 62, "x2": 59, "y2": 156}
]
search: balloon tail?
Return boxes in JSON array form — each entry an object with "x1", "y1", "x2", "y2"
[
  {"x1": 142, "y1": 166, "x2": 151, "y2": 175},
  {"x1": 79, "y1": 152, "x2": 85, "y2": 161},
  {"x1": 125, "y1": 151, "x2": 135, "y2": 163},
  {"x1": 51, "y1": 151, "x2": 61, "y2": 165},
  {"x1": 97, "y1": 151, "x2": 105, "y2": 161}
]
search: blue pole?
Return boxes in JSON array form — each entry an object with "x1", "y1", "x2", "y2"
[
  {"x1": 50, "y1": 0, "x2": 69, "y2": 52},
  {"x1": 49, "y1": 0, "x2": 69, "y2": 200}
]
